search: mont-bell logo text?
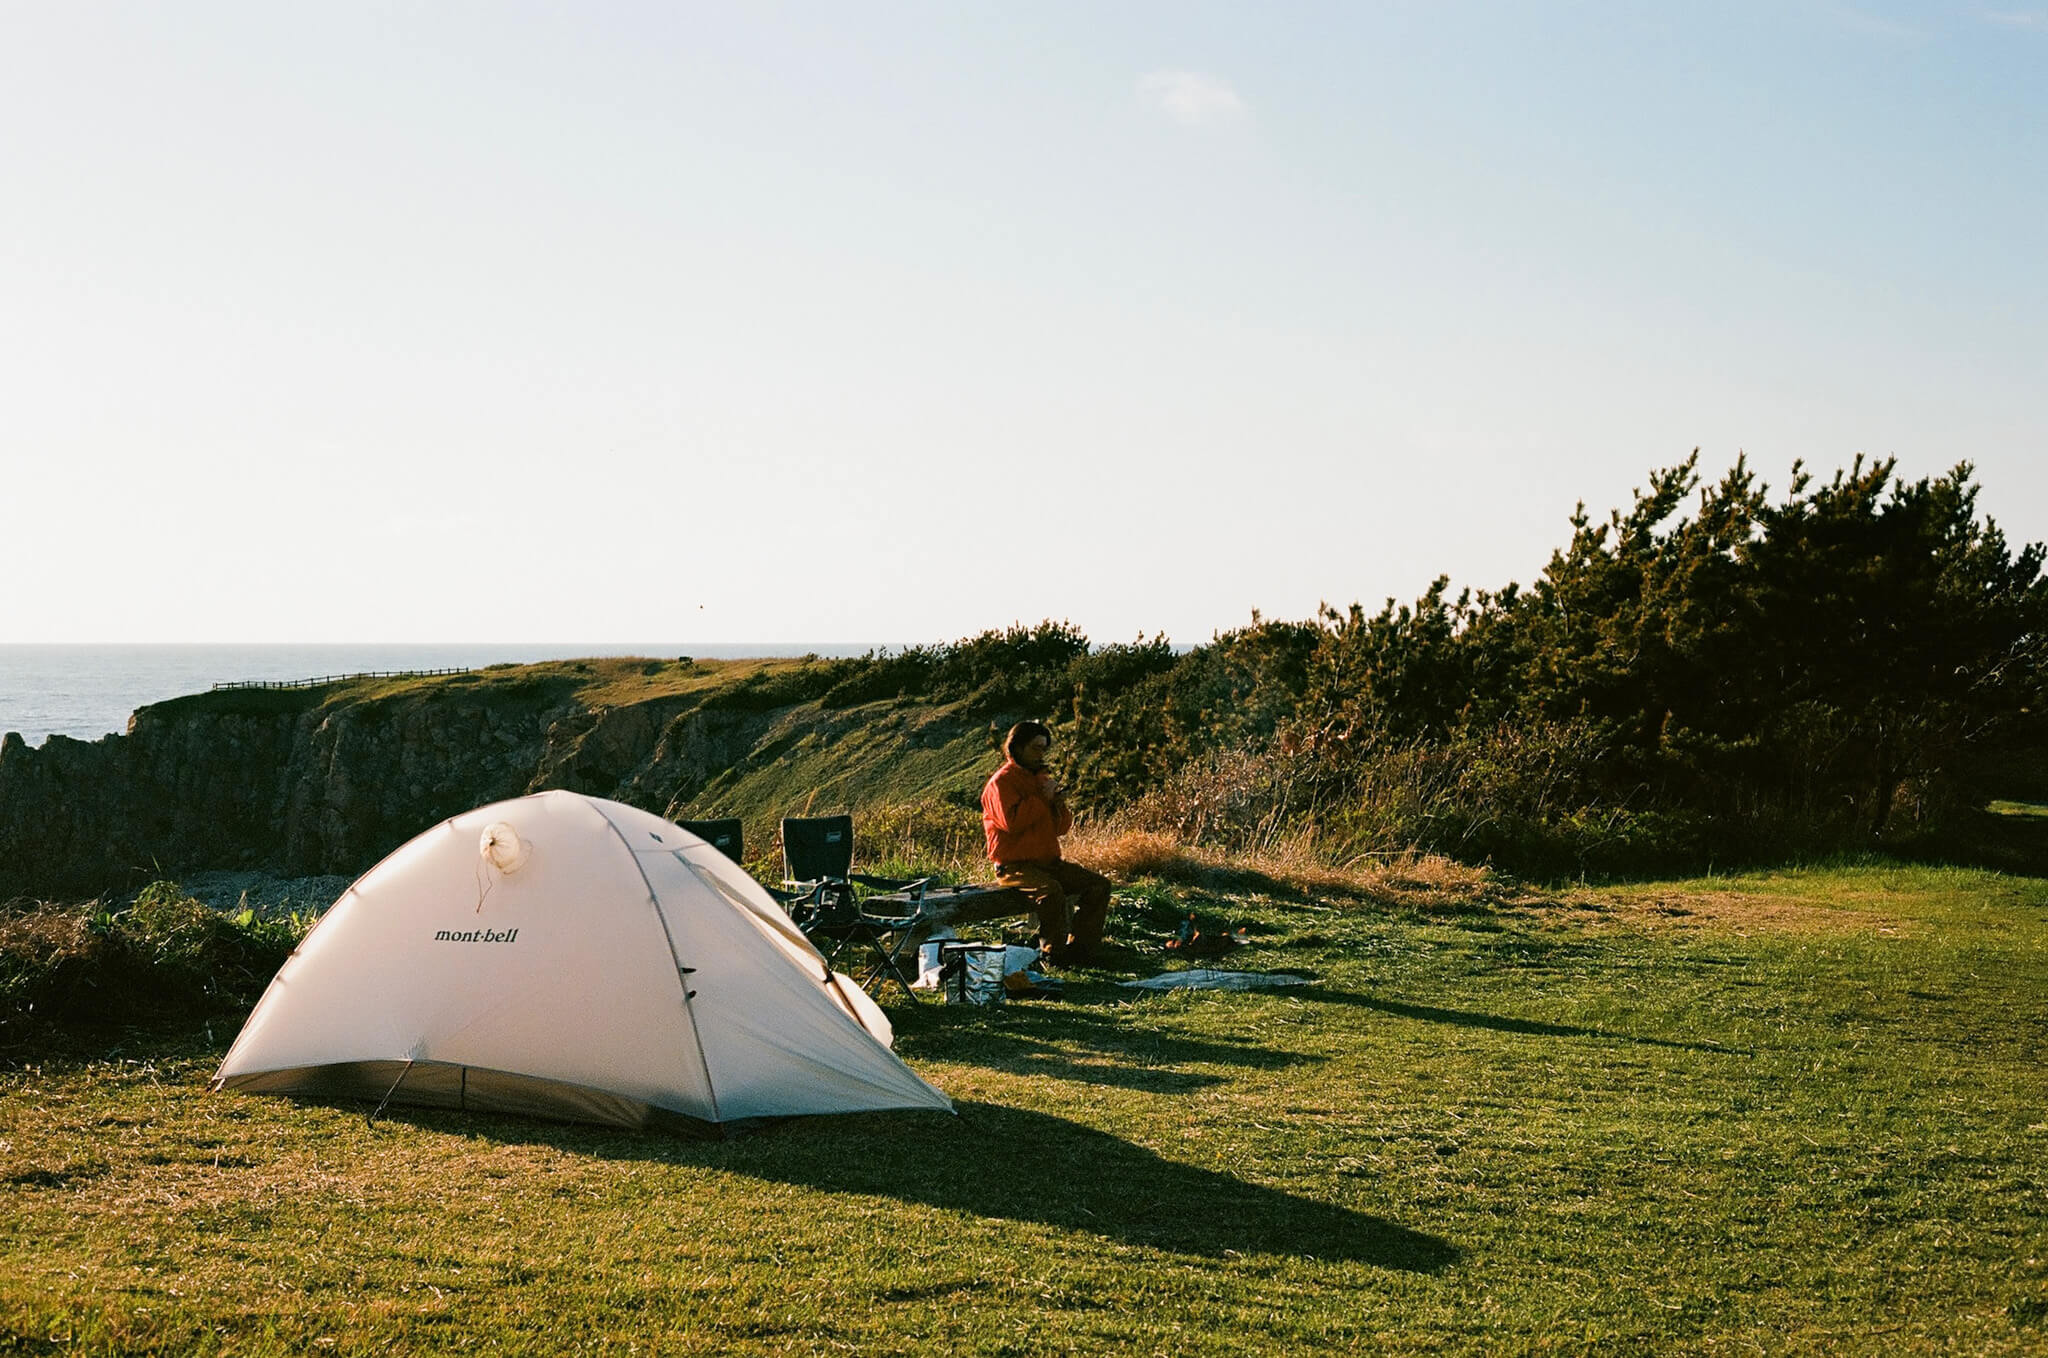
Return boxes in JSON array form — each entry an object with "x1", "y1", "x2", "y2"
[{"x1": 433, "y1": 927, "x2": 520, "y2": 944}]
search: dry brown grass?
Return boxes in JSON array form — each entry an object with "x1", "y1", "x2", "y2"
[
  {"x1": 1063, "y1": 829, "x2": 1193, "y2": 881},
  {"x1": 1063, "y1": 828, "x2": 1950, "y2": 940},
  {"x1": 0, "y1": 902, "x2": 113, "y2": 1047},
  {"x1": 1066, "y1": 826, "x2": 1535, "y2": 914},
  {"x1": 0, "y1": 901, "x2": 99, "y2": 971}
]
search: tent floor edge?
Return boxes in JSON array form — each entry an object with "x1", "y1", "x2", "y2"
[
  {"x1": 218, "y1": 1061, "x2": 957, "y2": 1137},
  {"x1": 218, "y1": 1060, "x2": 668, "y2": 1131}
]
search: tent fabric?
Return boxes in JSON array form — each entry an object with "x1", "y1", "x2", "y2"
[{"x1": 213, "y1": 790, "x2": 952, "y2": 1128}]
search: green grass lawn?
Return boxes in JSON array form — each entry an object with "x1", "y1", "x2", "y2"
[{"x1": 4, "y1": 862, "x2": 2046, "y2": 1355}]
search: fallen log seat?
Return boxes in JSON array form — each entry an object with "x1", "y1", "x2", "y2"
[{"x1": 860, "y1": 882, "x2": 1032, "y2": 951}]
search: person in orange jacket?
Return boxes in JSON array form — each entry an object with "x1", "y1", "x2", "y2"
[{"x1": 981, "y1": 720, "x2": 1113, "y2": 965}]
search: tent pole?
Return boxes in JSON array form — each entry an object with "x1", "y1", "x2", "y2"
[{"x1": 590, "y1": 805, "x2": 725, "y2": 1127}]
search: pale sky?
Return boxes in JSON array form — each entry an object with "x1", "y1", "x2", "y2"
[{"x1": 4, "y1": 2, "x2": 2043, "y2": 646}]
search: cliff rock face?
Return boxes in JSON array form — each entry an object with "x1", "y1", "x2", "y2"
[
  {"x1": 0, "y1": 664, "x2": 995, "y2": 900},
  {"x1": 0, "y1": 694, "x2": 564, "y2": 899}
]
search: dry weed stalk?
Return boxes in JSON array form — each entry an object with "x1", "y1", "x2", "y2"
[{"x1": 1066, "y1": 824, "x2": 1516, "y2": 913}]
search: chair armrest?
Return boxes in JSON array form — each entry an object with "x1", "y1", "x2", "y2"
[{"x1": 852, "y1": 876, "x2": 932, "y2": 927}]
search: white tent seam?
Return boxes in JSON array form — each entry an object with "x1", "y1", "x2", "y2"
[{"x1": 589, "y1": 800, "x2": 723, "y2": 1127}]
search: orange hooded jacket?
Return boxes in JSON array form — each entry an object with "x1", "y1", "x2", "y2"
[{"x1": 981, "y1": 760, "x2": 1072, "y2": 865}]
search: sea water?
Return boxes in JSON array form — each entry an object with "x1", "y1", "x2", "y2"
[{"x1": 0, "y1": 643, "x2": 880, "y2": 747}]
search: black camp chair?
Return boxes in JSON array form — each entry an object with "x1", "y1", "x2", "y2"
[
  {"x1": 678, "y1": 817, "x2": 744, "y2": 865},
  {"x1": 780, "y1": 815, "x2": 931, "y2": 999}
]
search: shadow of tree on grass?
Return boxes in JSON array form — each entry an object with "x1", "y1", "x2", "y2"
[
  {"x1": 892, "y1": 998, "x2": 1324, "y2": 1094},
  {"x1": 1301, "y1": 987, "x2": 1743, "y2": 1054}
]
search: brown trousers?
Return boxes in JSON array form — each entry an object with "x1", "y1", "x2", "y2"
[{"x1": 995, "y1": 858, "x2": 1112, "y2": 959}]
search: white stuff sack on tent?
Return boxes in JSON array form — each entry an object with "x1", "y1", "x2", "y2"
[
  {"x1": 212, "y1": 790, "x2": 953, "y2": 1130},
  {"x1": 480, "y1": 821, "x2": 530, "y2": 873}
]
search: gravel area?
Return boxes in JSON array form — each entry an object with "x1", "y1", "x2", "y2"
[{"x1": 156, "y1": 871, "x2": 354, "y2": 915}]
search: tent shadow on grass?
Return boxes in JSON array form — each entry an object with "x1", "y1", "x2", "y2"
[{"x1": 388, "y1": 1099, "x2": 1459, "y2": 1272}]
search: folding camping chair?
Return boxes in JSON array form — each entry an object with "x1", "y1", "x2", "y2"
[
  {"x1": 779, "y1": 815, "x2": 932, "y2": 1000},
  {"x1": 678, "y1": 817, "x2": 744, "y2": 865}
]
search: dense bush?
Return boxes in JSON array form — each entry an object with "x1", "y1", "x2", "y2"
[
  {"x1": 820, "y1": 622, "x2": 1097, "y2": 712},
  {"x1": 1046, "y1": 454, "x2": 2045, "y2": 877},
  {"x1": 1060, "y1": 617, "x2": 1321, "y2": 809},
  {"x1": 1248, "y1": 455, "x2": 2048, "y2": 873},
  {"x1": 0, "y1": 883, "x2": 310, "y2": 1030},
  {"x1": 700, "y1": 659, "x2": 846, "y2": 713},
  {"x1": 1101, "y1": 722, "x2": 1698, "y2": 879}
]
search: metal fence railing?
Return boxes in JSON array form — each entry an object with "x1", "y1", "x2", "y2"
[{"x1": 211, "y1": 667, "x2": 477, "y2": 692}]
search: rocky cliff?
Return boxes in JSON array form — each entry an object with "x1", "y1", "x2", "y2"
[{"x1": 0, "y1": 658, "x2": 997, "y2": 900}]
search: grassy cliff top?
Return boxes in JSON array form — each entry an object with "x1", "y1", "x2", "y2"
[
  {"x1": 129, "y1": 655, "x2": 1013, "y2": 869},
  {"x1": 138, "y1": 655, "x2": 816, "y2": 721}
]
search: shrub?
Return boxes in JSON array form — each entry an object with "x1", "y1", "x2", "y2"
[
  {"x1": 821, "y1": 622, "x2": 1099, "y2": 714},
  {"x1": 1097, "y1": 722, "x2": 1743, "y2": 881},
  {"x1": 701, "y1": 661, "x2": 846, "y2": 713},
  {"x1": 1061, "y1": 617, "x2": 1320, "y2": 809},
  {"x1": 0, "y1": 883, "x2": 312, "y2": 1031}
]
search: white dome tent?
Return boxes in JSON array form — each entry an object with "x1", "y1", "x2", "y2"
[{"x1": 213, "y1": 790, "x2": 952, "y2": 1130}]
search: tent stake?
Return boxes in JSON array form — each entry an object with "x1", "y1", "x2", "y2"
[{"x1": 368, "y1": 1058, "x2": 415, "y2": 1126}]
